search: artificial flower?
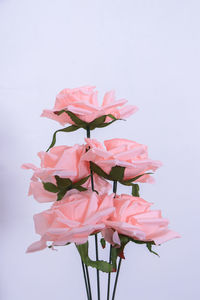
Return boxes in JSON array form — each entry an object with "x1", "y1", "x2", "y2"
[
  {"x1": 22, "y1": 144, "x2": 111, "y2": 202},
  {"x1": 41, "y1": 86, "x2": 138, "y2": 126},
  {"x1": 104, "y1": 194, "x2": 180, "y2": 245},
  {"x1": 83, "y1": 138, "x2": 162, "y2": 183},
  {"x1": 27, "y1": 191, "x2": 115, "y2": 252}
]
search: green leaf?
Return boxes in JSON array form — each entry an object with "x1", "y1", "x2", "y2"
[
  {"x1": 107, "y1": 114, "x2": 118, "y2": 120},
  {"x1": 117, "y1": 234, "x2": 159, "y2": 257},
  {"x1": 100, "y1": 238, "x2": 106, "y2": 249},
  {"x1": 119, "y1": 235, "x2": 130, "y2": 246},
  {"x1": 119, "y1": 181, "x2": 133, "y2": 187},
  {"x1": 109, "y1": 166, "x2": 125, "y2": 181},
  {"x1": 55, "y1": 175, "x2": 72, "y2": 188},
  {"x1": 42, "y1": 182, "x2": 59, "y2": 193},
  {"x1": 121, "y1": 172, "x2": 153, "y2": 184},
  {"x1": 74, "y1": 186, "x2": 88, "y2": 192},
  {"x1": 90, "y1": 162, "x2": 110, "y2": 180},
  {"x1": 96, "y1": 114, "x2": 123, "y2": 128},
  {"x1": 46, "y1": 125, "x2": 79, "y2": 152},
  {"x1": 73, "y1": 175, "x2": 90, "y2": 187},
  {"x1": 96, "y1": 119, "x2": 117, "y2": 128},
  {"x1": 146, "y1": 242, "x2": 160, "y2": 257},
  {"x1": 57, "y1": 189, "x2": 68, "y2": 201},
  {"x1": 116, "y1": 235, "x2": 130, "y2": 259},
  {"x1": 130, "y1": 238, "x2": 147, "y2": 245},
  {"x1": 53, "y1": 175, "x2": 90, "y2": 200},
  {"x1": 131, "y1": 184, "x2": 140, "y2": 197},
  {"x1": 42, "y1": 175, "x2": 90, "y2": 201},
  {"x1": 76, "y1": 241, "x2": 114, "y2": 273},
  {"x1": 55, "y1": 110, "x2": 87, "y2": 128},
  {"x1": 63, "y1": 111, "x2": 88, "y2": 128},
  {"x1": 54, "y1": 109, "x2": 67, "y2": 116},
  {"x1": 88, "y1": 115, "x2": 107, "y2": 130}
]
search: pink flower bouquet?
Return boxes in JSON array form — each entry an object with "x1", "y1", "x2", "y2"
[{"x1": 22, "y1": 86, "x2": 180, "y2": 300}]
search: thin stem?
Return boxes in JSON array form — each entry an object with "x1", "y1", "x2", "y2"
[
  {"x1": 90, "y1": 168, "x2": 94, "y2": 190},
  {"x1": 86, "y1": 127, "x2": 90, "y2": 138},
  {"x1": 107, "y1": 245, "x2": 112, "y2": 300},
  {"x1": 113, "y1": 180, "x2": 117, "y2": 196},
  {"x1": 111, "y1": 180, "x2": 122, "y2": 300},
  {"x1": 112, "y1": 258, "x2": 122, "y2": 300},
  {"x1": 107, "y1": 180, "x2": 118, "y2": 300},
  {"x1": 85, "y1": 265, "x2": 92, "y2": 300},
  {"x1": 81, "y1": 260, "x2": 90, "y2": 300},
  {"x1": 86, "y1": 126, "x2": 100, "y2": 299},
  {"x1": 95, "y1": 234, "x2": 100, "y2": 300}
]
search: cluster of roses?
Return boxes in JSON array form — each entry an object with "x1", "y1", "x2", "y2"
[{"x1": 22, "y1": 86, "x2": 179, "y2": 273}]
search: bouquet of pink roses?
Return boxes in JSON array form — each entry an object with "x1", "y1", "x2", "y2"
[{"x1": 22, "y1": 86, "x2": 179, "y2": 300}]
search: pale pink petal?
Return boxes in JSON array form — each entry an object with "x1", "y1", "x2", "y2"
[
  {"x1": 93, "y1": 174, "x2": 112, "y2": 194},
  {"x1": 118, "y1": 105, "x2": 138, "y2": 118},
  {"x1": 114, "y1": 146, "x2": 147, "y2": 160},
  {"x1": 85, "y1": 207, "x2": 115, "y2": 225},
  {"x1": 101, "y1": 228, "x2": 115, "y2": 245},
  {"x1": 85, "y1": 138, "x2": 105, "y2": 150},
  {"x1": 21, "y1": 163, "x2": 37, "y2": 170},
  {"x1": 41, "y1": 109, "x2": 73, "y2": 125},
  {"x1": 28, "y1": 191, "x2": 115, "y2": 250},
  {"x1": 151, "y1": 229, "x2": 181, "y2": 245},
  {"x1": 34, "y1": 211, "x2": 54, "y2": 235},
  {"x1": 26, "y1": 239, "x2": 47, "y2": 253},
  {"x1": 104, "y1": 194, "x2": 179, "y2": 245},
  {"x1": 103, "y1": 98, "x2": 128, "y2": 110},
  {"x1": 29, "y1": 181, "x2": 57, "y2": 203},
  {"x1": 104, "y1": 138, "x2": 137, "y2": 150},
  {"x1": 113, "y1": 231, "x2": 121, "y2": 246},
  {"x1": 102, "y1": 90, "x2": 115, "y2": 106}
]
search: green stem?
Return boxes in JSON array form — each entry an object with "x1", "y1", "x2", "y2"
[{"x1": 112, "y1": 258, "x2": 122, "y2": 300}]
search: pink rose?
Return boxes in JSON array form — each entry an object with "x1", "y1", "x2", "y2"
[
  {"x1": 41, "y1": 86, "x2": 138, "y2": 126},
  {"x1": 22, "y1": 144, "x2": 111, "y2": 203},
  {"x1": 83, "y1": 138, "x2": 162, "y2": 183},
  {"x1": 26, "y1": 191, "x2": 115, "y2": 252},
  {"x1": 104, "y1": 194, "x2": 180, "y2": 245}
]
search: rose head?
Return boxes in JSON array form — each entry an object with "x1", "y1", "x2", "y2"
[
  {"x1": 22, "y1": 144, "x2": 111, "y2": 203},
  {"x1": 104, "y1": 194, "x2": 180, "y2": 245},
  {"x1": 83, "y1": 138, "x2": 162, "y2": 183},
  {"x1": 41, "y1": 86, "x2": 138, "y2": 125},
  {"x1": 26, "y1": 191, "x2": 115, "y2": 252}
]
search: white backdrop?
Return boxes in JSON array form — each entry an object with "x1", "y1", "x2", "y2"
[{"x1": 1, "y1": 1, "x2": 200, "y2": 299}]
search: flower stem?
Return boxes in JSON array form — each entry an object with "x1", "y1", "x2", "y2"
[
  {"x1": 95, "y1": 234, "x2": 100, "y2": 300},
  {"x1": 107, "y1": 245, "x2": 112, "y2": 300},
  {"x1": 112, "y1": 258, "x2": 122, "y2": 300},
  {"x1": 107, "y1": 180, "x2": 118, "y2": 300},
  {"x1": 85, "y1": 264, "x2": 92, "y2": 300},
  {"x1": 111, "y1": 180, "x2": 122, "y2": 300},
  {"x1": 81, "y1": 260, "x2": 90, "y2": 300},
  {"x1": 90, "y1": 169, "x2": 94, "y2": 191},
  {"x1": 86, "y1": 127, "x2": 90, "y2": 138},
  {"x1": 86, "y1": 127, "x2": 100, "y2": 300},
  {"x1": 113, "y1": 180, "x2": 117, "y2": 196}
]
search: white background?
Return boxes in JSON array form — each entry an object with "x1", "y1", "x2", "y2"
[{"x1": 1, "y1": 0, "x2": 200, "y2": 299}]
